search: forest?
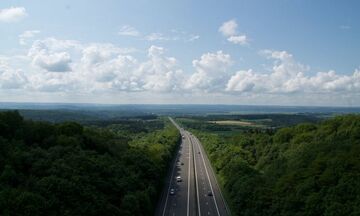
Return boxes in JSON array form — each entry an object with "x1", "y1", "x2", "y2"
[
  {"x1": 0, "y1": 111, "x2": 180, "y2": 216},
  {"x1": 183, "y1": 115, "x2": 360, "y2": 216}
]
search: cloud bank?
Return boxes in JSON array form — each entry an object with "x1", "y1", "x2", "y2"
[
  {"x1": 1, "y1": 11, "x2": 359, "y2": 105},
  {"x1": 1, "y1": 37, "x2": 359, "y2": 105}
]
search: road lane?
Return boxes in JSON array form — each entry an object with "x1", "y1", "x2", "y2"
[
  {"x1": 192, "y1": 135, "x2": 231, "y2": 216},
  {"x1": 164, "y1": 136, "x2": 190, "y2": 216},
  {"x1": 191, "y1": 135, "x2": 218, "y2": 216},
  {"x1": 156, "y1": 119, "x2": 196, "y2": 216},
  {"x1": 156, "y1": 118, "x2": 230, "y2": 216}
]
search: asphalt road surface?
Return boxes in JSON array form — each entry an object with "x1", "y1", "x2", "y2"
[{"x1": 155, "y1": 118, "x2": 230, "y2": 216}]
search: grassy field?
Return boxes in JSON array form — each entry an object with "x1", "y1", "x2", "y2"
[{"x1": 209, "y1": 120, "x2": 266, "y2": 127}]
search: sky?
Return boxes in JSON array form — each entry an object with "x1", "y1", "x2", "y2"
[{"x1": 0, "y1": 0, "x2": 359, "y2": 106}]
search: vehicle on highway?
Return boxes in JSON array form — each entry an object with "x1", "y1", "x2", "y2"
[
  {"x1": 207, "y1": 191, "x2": 213, "y2": 196},
  {"x1": 182, "y1": 135, "x2": 185, "y2": 139},
  {"x1": 176, "y1": 176, "x2": 182, "y2": 182},
  {"x1": 170, "y1": 188, "x2": 175, "y2": 195}
]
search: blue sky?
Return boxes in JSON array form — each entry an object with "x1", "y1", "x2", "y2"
[{"x1": 0, "y1": 0, "x2": 359, "y2": 106}]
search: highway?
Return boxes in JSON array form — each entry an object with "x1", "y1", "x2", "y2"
[{"x1": 155, "y1": 118, "x2": 230, "y2": 216}]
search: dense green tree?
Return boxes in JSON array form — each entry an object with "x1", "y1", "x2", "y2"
[
  {"x1": 0, "y1": 111, "x2": 179, "y2": 216},
  {"x1": 191, "y1": 115, "x2": 360, "y2": 216}
]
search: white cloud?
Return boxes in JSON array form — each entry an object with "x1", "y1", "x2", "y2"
[
  {"x1": 219, "y1": 19, "x2": 238, "y2": 37},
  {"x1": 32, "y1": 52, "x2": 72, "y2": 72},
  {"x1": 185, "y1": 51, "x2": 232, "y2": 91},
  {"x1": 0, "y1": 7, "x2": 27, "y2": 23},
  {"x1": 226, "y1": 50, "x2": 360, "y2": 95},
  {"x1": 118, "y1": 25, "x2": 140, "y2": 37},
  {"x1": 80, "y1": 43, "x2": 135, "y2": 66},
  {"x1": 27, "y1": 39, "x2": 184, "y2": 93},
  {"x1": 219, "y1": 19, "x2": 249, "y2": 46},
  {"x1": 226, "y1": 50, "x2": 308, "y2": 93},
  {"x1": 147, "y1": 45, "x2": 165, "y2": 57},
  {"x1": 0, "y1": 59, "x2": 27, "y2": 89},
  {"x1": 2, "y1": 35, "x2": 360, "y2": 106},
  {"x1": 227, "y1": 35, "x2": 248, "y2": 45},
  {"x1": 23, "y1": 38, "x2": 140, "y2": 92},
  {"x1": 139, "y1": 45, "x2": 184, "y2": 92},
  {"x1": 80, "y1": 44, "x2": 138, "y2": 86},
  {"x1": 145, "y1": 33, "x2": 177, "y2": 41},
  {"x1": 188, "y1": 35, "x2": 200, "y2": 42},
  {"x1": 226, "y1": 70, "x2": 261, "y2": 92},
  {"x1": 117, "y1": 26, "x2": 199, "y2": 43},
  {"x1": 28, "y1": 38, "x2": 76, "y2": 72},
  {"x1": 19, "y1": 30, "x2": 40, "y2": 45},
  {"x1": 30, "y1": 72, "x2": 79, "y2": 92},
  {"x1": 29, "y1": 37, "x2": 81, "y2": 51},
  {"x1": 79, "y1": 44, "x2": 184, "y2": 93}
]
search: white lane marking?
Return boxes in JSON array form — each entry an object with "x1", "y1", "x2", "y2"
[
  {"x1": 191, "y1": 134, "x2": 201, "y2": 216},
  {"x1": 195, "y1": 138, "x2": 221, "y2": 216},
  {"x1": 186, "y1": 133, "x2": 191, "y2": 216}
]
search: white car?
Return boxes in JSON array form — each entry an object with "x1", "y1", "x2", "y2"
[
  {"x1": 176, "y1": 176, "x2": 182, "y2": 182},
  {"x1": 170, "y1": 188, "x2": 175, "y2": 195}
]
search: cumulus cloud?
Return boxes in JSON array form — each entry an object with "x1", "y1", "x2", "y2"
[
  {"x1": 226, "y1": 70, "x2": 261, "y2": 92},
  {"x1": 0, "y1": 7, "x2": 27, "y2": 22},
  {"x1": 118, "y1": 25, "x2": 140, "y2": 37},
  {"x1": 27, "y1": 45, "x2": 183, "y2": 93},
  {"x1": 139, "y1": 46, "x2": 184, "y2": 92},
  {"x1": 32, "y1": 52, "x2": 72, "y2": 72},
  {"x1": 80, "y1": 43, "x2": 135, "y2": 66},
  {"x1": 80, "y1": 44, "x2": 138, "y2": 87},
  {"x1": 28, "y1": 38, "x2": 75, "y2": 72},
  {"x1": 19, "y1": 30, "x2": 40, "y2": 45},
  {"x1": 0, "y1": 59, "x2": 27, "y2": 89},
  {"x1": 4, "y1": 34, "x2": 360, "y2": 106},
  {"x1": 25, "y1": 38, "x2": 184, "y2": 93},
  {"x1": 185, "y1": 51, "x2": 232, "y2": 91},
  {"x1": 29, "y1": 37, "x2": 81, "y2": 51},
  {"x1": 227, "y1": 35, "x2": 248, "y2": 45},
  {"x1": 219, "y1": 19, "x2": 238, "y2": 37},
  {"x1": 30, "y1": 72, "x2": 79, "y2": 92},
  {"x1": 226, "y1": 50, "x2": 360, "y2": 94},
  {"x1": 219, "y1": 19, "x2": 249, "y2": 45}
]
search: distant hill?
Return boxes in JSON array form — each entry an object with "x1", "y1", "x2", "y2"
[{"x1": 1, "y1": 102, "x2": 360, "y2": 116}]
